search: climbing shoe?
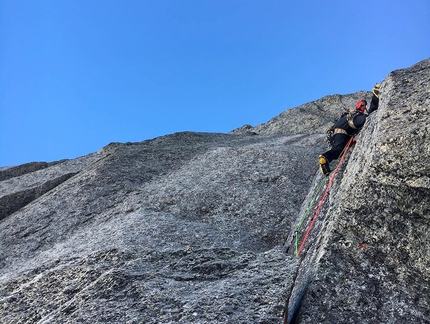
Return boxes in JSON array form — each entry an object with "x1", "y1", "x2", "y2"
[{"x1": 318, "y1": 155, "x2": 331, "y2": 176}]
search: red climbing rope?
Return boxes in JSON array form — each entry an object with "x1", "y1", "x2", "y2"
[{"x1": 297, "y1": 137, "x2": 354, "y2": 256}]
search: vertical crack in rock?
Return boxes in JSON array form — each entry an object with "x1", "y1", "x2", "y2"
[{"x1": 284, "y1": 58, "x2": 430, "y2": 324}]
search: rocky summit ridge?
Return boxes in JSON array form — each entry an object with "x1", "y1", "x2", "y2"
[{"x1": 1, "y1": 57, "x2": 429, "y2": 323}]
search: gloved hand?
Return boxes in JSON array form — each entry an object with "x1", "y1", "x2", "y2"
[{"x1": 372, "y1": 83, "x2": 380, "y2": 98}]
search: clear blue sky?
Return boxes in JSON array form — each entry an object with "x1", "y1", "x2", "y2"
[{"x1": 1, "y1": 0, "x2": 429, "y2": 166}]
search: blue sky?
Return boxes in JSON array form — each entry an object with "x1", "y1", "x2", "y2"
[{"x1": 1, "y1": 0, "x2": 429, "y2": 166}]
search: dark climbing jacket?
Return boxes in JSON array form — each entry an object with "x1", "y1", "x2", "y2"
[
  {"x1": 368, "y1": 84, "x2": 380, "y2": 114},
  {"x1": 368, "y1": 94, "x2": 379, "y2": 114}
]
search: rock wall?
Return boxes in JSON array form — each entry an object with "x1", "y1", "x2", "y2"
[
  {"x1": 286, "y1": 58, "x2": 430, "y2": 323},
  {"x1": 1, "y1": 58, "x2": 429, "y2": 323},
  {"x1": 0, "y1": 156, "x2": 99, "y2": 221},
  {"x1": 0, "y1": 133, "x2": 324, "y2": 323}
]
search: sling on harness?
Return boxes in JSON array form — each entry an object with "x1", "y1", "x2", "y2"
[
  {"x1": 334, "y1": 128, "x2": 349, "y2": 135},
  {"x1": 346, "y1": 110, "x2": 363, "y2": 130},
  {"x1": 325, "y1": 111, "x2": 357, "y2": 147}
]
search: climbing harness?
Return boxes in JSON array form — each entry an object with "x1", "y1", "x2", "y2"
[
  {"x1": 333, "y1": 128, "x2": 349, "y2": 135},
  {"x1": 294, "y1": 136, "x2": 354, "y2": 256},
  {"x1": 347, "y1": 111, "x2": 360, "y2": 129}
]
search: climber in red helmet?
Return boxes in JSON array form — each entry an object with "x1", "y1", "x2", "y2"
[{"x1": 318, "y1": 84, "x2": 380, "y2": 176}]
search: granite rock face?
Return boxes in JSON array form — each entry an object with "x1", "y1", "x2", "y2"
[
  {"x1": 1, "y1": 58, "x2": 429, "y2": 324},
  {"x1": 0, "y1": 157, "x2": 99, "y2": 222},
  {"x1": 0, "y1": 133, "x2": 324, "y2": 323},
  {"x1": 287, "y1": 58, "x2": 430, "y2": 323}
]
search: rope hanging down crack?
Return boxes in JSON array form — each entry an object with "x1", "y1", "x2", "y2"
[
  {"x1": 295, "y1": 137, "x2": 354, "y2": 256},
  {"x1": 284, "y1": 137, "x2": 354, "y2": 324}
]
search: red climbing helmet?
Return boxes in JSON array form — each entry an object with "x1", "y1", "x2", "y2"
[{"x1": 355, "y1": 100, "x2": 367, "y2": 113}]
